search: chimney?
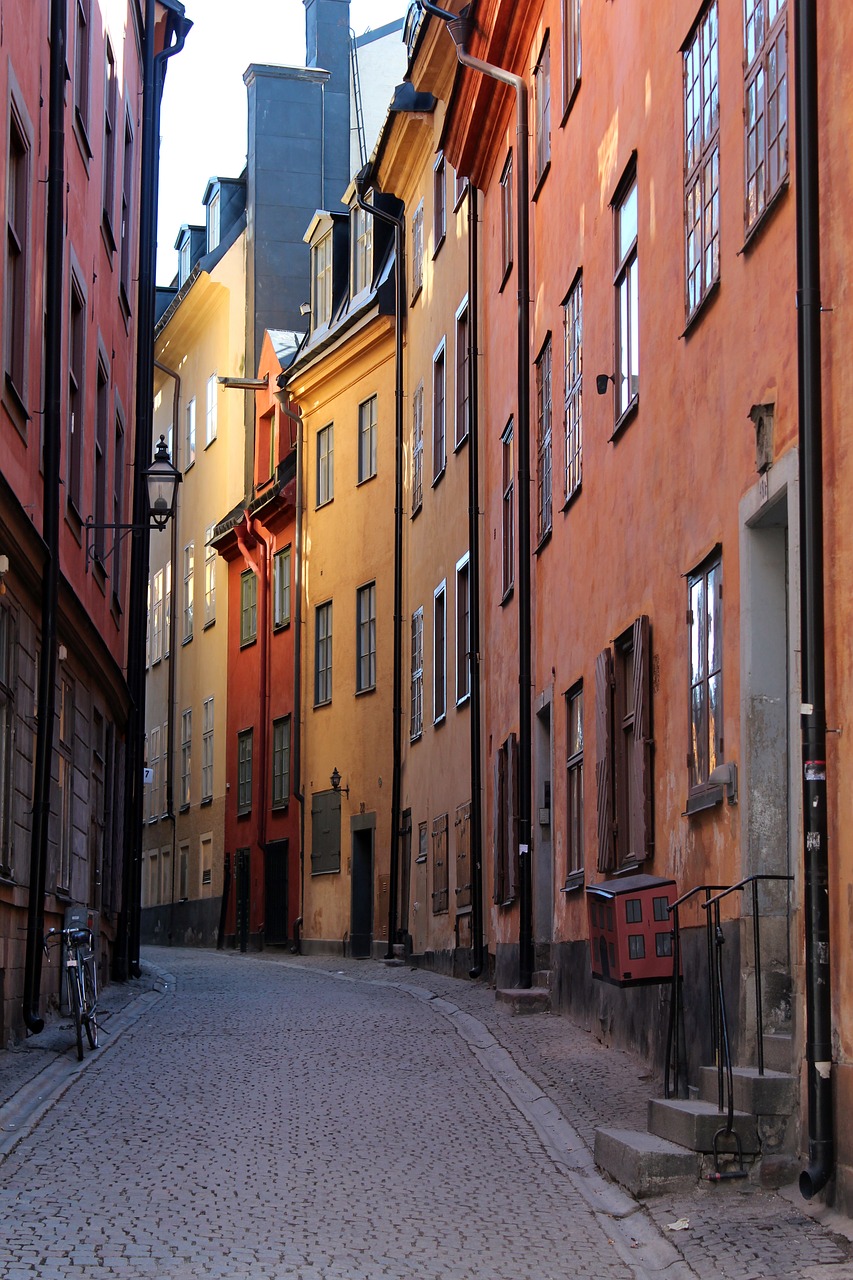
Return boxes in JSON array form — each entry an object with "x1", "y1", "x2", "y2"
[{"x1": 304, "y1": 0, "x2": 350, "y2": 72}]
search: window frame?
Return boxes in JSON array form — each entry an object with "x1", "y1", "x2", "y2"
[
  {"x1": 687, "y1": 549, "x2": 724, "y2": 811},
  {"x1": 317, "y1": 422, "x2": 334, "y2": 507},
  {"x1": 273, "y1": 546, "x2": 291, "y2": 629},
  {"x1": 433, "y1": 153, "x2": 446, "y2": 255},
  {"x1": 102, "y1": 40, "x2": 118, "y2": 248},
  {"x1": 312, "y1": 230, "x2": 333, "y2": 329},
  {"x1": 180, "y1": 707, "x2": 192, "y2": 810},
  {"x1": 683, "y1": 2, "x2": 720, "y2": 322},
  {"x1": 560, "y1": 0, "x2": 581, "y2": 120},
  {"x1": 533, "y1": 33, "x2": 552, "y2": 191},
  {"x1": 500, "y1": 151, "x2": 513, "y2": 287},
  {"x1": 501, "y1": 419, "x2": 515, "y2": 601},
  {"x1": 433, "y1": 580, "x2": 447, "y2": 725},
  {"x1": 272, "y1": 715, "x2": 291, "y2": 810},
  {"x1": 240, "y1": 569, "x2": 257, "y2": 647},
  {"x1": 352, "y1": 199, "x2": 373, "y2": 296},
  {"x1": 432, "y1": 339, "x2": 446, "y2": 484},
  {"x1": 565, "y1": 680, "x2": 584, "y2": 888},
  {"x1": 411, "y1": 200, "x2": 424, "y2": 301},
  {"x1": 454, "y1": 298, "x2": 470, "y2": 450},
  {"x1": 358, "y1": 394, "x2": 377, "y2": 484},
  {"x1": 204, "y1": 526, "x2": 216, "y2": 627},
  {"x1": 0, "y1": 606, "x2": 14, "y2": 877},
  {"x1": 185, "y1": 396, "x2": 196, "y2": 469},
  {"x1": 455, "y1": 554, "x2": 470, "y2": 706},
  {"x1": 73, "y1": 0, "x2": 93, "y2": 156},
  {"x1": 410, "y1": 607, "x2": 424, "y2": 741},
  {"x1": 412, "y1": 382, "x2": 424, "y2": 515},
  {"x1": 202, "y1": 695, "x2": 214, "y2": 802},
  {"x1": 743, "y1": 0, "x2": 788, "y2": 237},
  {"x1": 314, "y1": 600, "x2": 333, "y2": 707},
  {"x1": 5, "y1": 94, "x2": 31, "y2": 422},
  {"x1": 356, "y1": 581, "x2": 377, "y2": 694},
  {"x1": 535, "y1": 335, "x2": 553, "y2": 543},
  {"x1": 205, "y1": 373, "x2": 218, "y2": 447},
  {"x1": 612, "y1": 162, "x2": 639, "y2": 429},
  {"x1": 237, "y1": 727, "x2": 253, "y2": 816},
  {"x1": 563, "y1": 272, "x2": 583, "y2": 504},
  {"x1": 182, "y1": 542, "x2": 194, "y2": 643},
  {"x1": 67, "y1": 268, "x2": 86, "y2": 517}
]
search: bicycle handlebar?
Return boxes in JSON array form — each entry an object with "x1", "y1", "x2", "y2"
[{"x1": 43, "y1": 926, "x2": 95, "y2": 957}]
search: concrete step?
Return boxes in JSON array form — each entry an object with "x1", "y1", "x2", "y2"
[
  {"x1": 647, "y1": 1097, "x2": 759, "y2": 1154},
  {"x1": 763, "y1": 1031, "x2": 794, "y2": 1073},
  {"x1": 495, "y1": 986, "x2": 551, "y2": 1014},
  {"x1": 594, "y1": 1127, "x2": 700, "y2": 1199},
  {"x1": 698, "y1": 1065, "x2": 796, "y2": 1116},
  {"x1": 532, "y1": 969, "x2": 552, "y2": 989}
]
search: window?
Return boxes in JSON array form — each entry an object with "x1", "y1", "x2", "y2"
[
  {"x1": 315, "y1": 601, "x2": 332, "y2": 706},
  {"x1": 151, "y1": 568, "x2": 164, "y2": 663},
  {"x1": 433, "y1": 581, "x2": 446, "y2": 724},
  {"x1": 500, "y1": 151, "x2": 513, "y2": 282},
  {"x1": 433, "y1": 154, "x2": 446, "y2": 253},
  {"x1": 185, "y1": 397, "x2": 196, "y2": 468},
  {"x1": 455, "y1": 555, "x2": 470, "y2": 704},
  {"x1": 565, "y1": 682, "x2": 584, "y2": 884},
  {"x1": 180, "y1": 708, "x2": 192, "y2": 809},
  {"x1": 93, "y1": 357, "x2": 110, "y2": 563},
  {"x1": 272, "y1": 716, "x2": 291, "y2": 809},
  {"x1": 614, "y1": 166, "x2": 639, "y2": 423},
  {"x1": 455, "y1": 301, "x2": 470, "y2": 448},
  {"x1": 744, "y1": 0, "x2": 788, "y2": 232},
  {"x1": 563, "y1": 273, "x2": 582, "y2": 501},
  {"x1": 204, "y1": 526, "x2": 216, "y2": 626},
  {"x1": 68, "y1": 273, "x2": 86, "y2": 514},
  {"x1": 0, "y1": 608, "x2": 15, "y2": 875},
  {"x1": 273, "y1": 546, "x2": 291, "y2": 628},
  {"x1": 160, "y1": 719, "x2": 168, "y2": 816},
  {"x1": 102, "y1": 41, "x2": 117, "y2": 244},
  {"x1": 684, "y1": 3, "x2": 720, "y2": 319},
  {"x1": 74, "y1": 0, "x2": 92, "y2": 149},
  {"x1": 112, "y1": 407, "x2": 125, "y2": 594},
  {"x1": 493, "y1": 734, "x2": 519, "y2": 906},
  {"x1": 534, "y1": 35, "x2": 552, "y2": 187},
  {"x1": 240, "y1": 570, "x2": 257, "y2": 646},
  {"x1": 207, "y1": 188, "x2": 220, "y2": 252},
  {"x1": 237, "y1": 728, "x2": 253, "y2": 814},
  {"x1": 561, "y1": 0, "x2": 581, "y2": 114},
  {"x1": 432, "y1": 341, "x2": 446, "y2": 482},
  {"x1": 412, "y1": 382, "x2": 424, "y2": 514},
  {"x1": 356, "y1": 582, "x2": 376, "y2": 693},
  {"x1": 148, "y1": 725, "x2": 160, "y2": 823},
  {"x1": 57, "y1": 679, "x2": 74, "y2": 891},
  {"x1": 311, "y1": 788, "x2": 341, "y2": 875},
  {"x1": 411, "y1": 201, "x2": 424, "y2": 299},
  {"x1": 6, "y1": 101, "x2": 31, "y2": 409},
  {"x1": 317, "y1": 423, "x2": 334, "y2": 506},
  {"x1": 182, "y1": 543, "x2": 194, "y2": 642},
  {"x1": 688, "y1": 551, "x2": 723, "y2": 801},
  {"x1": 454, "y1": 167, "x2": 469, "y2": 208},
  {"x1": 595, "y1": 616, "x2": 652, "y2": 872},
  {"x1": 119, "y1": 110, "x2": 133, "y2": 313},
  {"x1": 352, "y1": 200, "x2": 373, "y2": 295},
  {"x1": 431, "y1": 813, "x2": 449, "y2": 914},
  {"x1": 358, "y1": 395, "x2": 377, "y2": 483},
  {"x1": 535, "y1": 337, "x2": 553, "y2": 541},
  {"x1": 179, "y1": 843, "x2": 189, "y2": 899},
  {"x1": 501, "y1": 420, "x2": 514, "y2": 598},
  {"x1": 178, "y1": 236, "x2": 191, "y2": 287},
  {"x1": 312, "y1": 230, "x2": 333, "y2": 328},
  {"x1": 164, "y1": 561, "x2": 172, "y2": 656},
  {"x1": 205, "y1": 374, "x2": 217, "y2": 446},
  {"x1": 410, "y1": 608, "x2": 424, "y2": 740},
  {"x1": 202, "y1": 696, "x2": 214, "y2": 802}
]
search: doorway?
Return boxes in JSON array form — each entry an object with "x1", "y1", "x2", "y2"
[
  {"x1": 350, "y1": 828, "x2": 373, "y2": 958},
  {"x1": 264, "y1": 839, "x2": 289, "y2": 945},
  {"x1": 534, "y1": 697, "x2": 553, "y2": 964},
  {"x1": 235, "y1": 848, "x2": 250, "y2": 953}
]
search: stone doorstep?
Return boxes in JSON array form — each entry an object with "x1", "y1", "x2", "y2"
[
  {"x1": 532, "y1": 969, "x2": 552, "y2": 989},
  {"x1": 594, "y1": 1127, "x2": 701, "y2": 1200},
  {"x1": 648, "y1": 1097, "x2": 760, "y2": 1154},
  {"x1": 698, "y1": 1064, "x2": 797, "y2": 1117},
  {"x1": 763, "y1": 1031, "x2": 794, "y2": 1073},
  {"x1": 495, "y1": 987, "x2": 551, "y2": 1015}
]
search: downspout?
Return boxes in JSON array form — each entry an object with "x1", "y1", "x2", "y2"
[
  {"x1": 153, "y1": 358, "x2": 181, "y2": 939},
  {"x1": 419, "y1": 0, "x2": 533, "y2": 987},
  {"x1": 292, "y1": 402, "x2": 305, "y2": 952},
  {"x1": 117, "y1": 0, "x2": 190, "y2": 981},
  {"x1": 354, "y1": 168, "x2": 405, "y2": 960},
  {"x1": 466, "y1": 182, "x2": 484, "y2": 979},
  {"x1": 23, "y1": 0, "x2": 65, "y2": 1033},
  {"x1": 794, "y1": 0, "x2": 833, "y2": 1201}
]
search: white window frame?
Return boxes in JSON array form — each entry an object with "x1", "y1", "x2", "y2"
[
  {"x1": 563, "y1": 273, "x2": 583, "y2": 502},
  {"x1": 356, "y1": 581, "x2": 376, "y2": 694},
  {"x1": 202, "y1": 696, "x2": 214, "y2": 802},
  {"x1": 315, "y1": 601, "x2": 333, "y2": 706},
  {"x1": 204, "y1": 527, "x2": 216, "y2": 626},
  {"x1": 273, "y1": 545, "x2": 291, "y2": 629},
  {"x1": 272, "y1": 715, "x2": 291, "y2": 809},
  {"x1": 317, "y1": 423, "x2": 334, "y2": 507},
  {"x1": 412, "y1": 382, "x2": 424, "y2": 515},
  {"x1": 312, "y1": 230, "x2": 333, "y2": 328},
  {"x1": 534, "y1": 34, "x2": 552, "y2": 187},
  {"x1": 433, "y1": 153, "x2": 446, "y2": 254},
  {"x1": 205, "y1": 373, "x2": 218, "y2": 446},
  {"x1": 614, "y1": 168, "x2": 639, "y2": 423},
  {"x1": 432, "y1": 338, "x2": 446, "y2": 484},
  {"x1": 151, "y1": 568, "x2": 164, "y2": 663},
  {"x1": 433, "y1": 579, "x2": 447, "y2": 725},
  {"x1": 352, "y1": 200, "x2": 373, "y2": 296},
  {"x1": 182, "y1": 542, "x2": 194, "y2": 642},
  {"x1": 207, "y1": 188, "x2": 220, "y2": 252},
  {"x1": 411, "y1": 200, "x2": 424, "y2": 299},
  {"x1": 180, "y1": 707, "x2": 191, "y2": 809},
  {"x1": 358, "y1": 395, "x2": 377, "y2": 484},
  {"x1": 454, "y1": 296, "x2": 470, "y2": 449},
  {"x1": 455, "y1": 553, "x2": 470, "y2": 705},
  {"x1": 410, "y1": 607, "x2": 424, "y2": 741},
  {"x1": 185, "y1": 396, "x2": 196, "y2": 467}
]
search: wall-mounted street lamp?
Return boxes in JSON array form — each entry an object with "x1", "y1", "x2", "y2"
[
  {"x1": 596, "y1": 373, "x2": 616, "y2": 396},
  {"x1": 86, "y1": 434, "x2": 181, "y2": 566},
  {"x1": 330, "y1": 766, "x2": 349, "y2": 797}
]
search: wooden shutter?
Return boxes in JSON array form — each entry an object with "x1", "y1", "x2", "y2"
[
  {"x1": 507, "y1": 732, "x2": 520, "y2": 903},
  {"x1": 595, "y1": 647, "x2": 615, "y2": 872},
  {"x1": 455, "y1": 801, "x2": 472, "y2": 909},
  {"x1": 630, "y1": 615, "x2": 653, "y2": 860},
  {"x1": 493, "y1": 754, "x2": 504, "y2": 904},
  {"x1": 432, "y1": 813, "x2": 449, "y2": 913},
  {"x1": 311, "y1": 789, "x2": 341, "y2": 874}
]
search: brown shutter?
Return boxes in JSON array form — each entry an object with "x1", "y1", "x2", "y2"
[
  {"x1": 507, "y1": 732, "x2": 519, "y2": 902},
  {"x1": 630, "y1": 615, "x2": 653, "y2": 861},
  {"x1": 493, "y1": 754, "x2": 504, "y2": 904},
  {"x1": 455, "y1": 801, "x2": 472, "y2": 909},
  {"x1": 595, "y1": 647, "x2": 615, "y2": 872}
]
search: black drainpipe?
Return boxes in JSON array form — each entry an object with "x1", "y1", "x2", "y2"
[
  {"x1": 23, "y1": 0, "x2": 66, "y2": 1033},
  {"x1": 467, "y1": 182, "x2": 484, "y2": 979},
  {"x1": 117, "y1": 0, "x2": 190, "y2": 981},
  {"x1": 418, "y1": 0, "x2": 533, "y2": 988},
  {"x1": 794, "y1": 0, "x2": 833, "y2": 1201},
  {"x1": 354, "y1": 168, "x2": 405, "y2": 959}
]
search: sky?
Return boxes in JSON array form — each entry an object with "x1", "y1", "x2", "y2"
[{"x1": 157, "y1": 0, "x2": 410, "y2": 284}]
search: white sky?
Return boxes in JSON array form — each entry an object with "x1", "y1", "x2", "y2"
[{"x1": 157, "y1": 0, "x2": 409, "y2": 284}]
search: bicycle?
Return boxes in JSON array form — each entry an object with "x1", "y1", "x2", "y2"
[{"x1": 44, "y1": 926, "x2": 99, "y2": 1060}]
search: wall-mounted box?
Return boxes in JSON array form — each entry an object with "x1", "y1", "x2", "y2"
[{"x1": 587, "y1": 874, "x2": 678, "y2": 986}]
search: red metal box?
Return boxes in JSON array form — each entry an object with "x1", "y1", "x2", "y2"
[{"x1": 586, "y1": 874, "x2": 678, "y2": 986}]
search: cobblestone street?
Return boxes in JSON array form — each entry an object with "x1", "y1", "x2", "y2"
[{"x1": 1, "y1": 950, "x2": 852, "y2": 1279}]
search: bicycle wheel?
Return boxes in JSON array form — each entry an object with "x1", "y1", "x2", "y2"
[
  {"x1": 83, "y1": 956, "x2": 99, "y2": 1049},
  {"x1": 67, "y1": 963, "x2": 84, "y2": 1061}
]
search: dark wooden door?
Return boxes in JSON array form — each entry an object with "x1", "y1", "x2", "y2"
[{"x1": 264, "y1": 840, "x2": 289, "y2": 945}]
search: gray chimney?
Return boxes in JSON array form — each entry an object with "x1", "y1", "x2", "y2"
[{"x1": 304, "y1": 0, "x2": 351, "y2": 72}]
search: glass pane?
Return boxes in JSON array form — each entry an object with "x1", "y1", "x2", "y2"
[
  {"x1": 690, "y1": 577, "x2": 705, "y2": 684},
  {"x1": 619, "y1": 181, "x2": 637, "y2": 261},
  {"x1": 708, "y1": 672, "x2": 721, "y2": 772},
  {"x1": 691, "y1": 682, "x2": 708, "y2": 783},
  {"x1": 707, "y1": 564, "x2": 720, "y2": 675}
]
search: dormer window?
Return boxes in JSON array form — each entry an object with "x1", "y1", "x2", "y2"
[
  {"x1": 312, "y1": 230, "x2": 333, "y2": 329},
  {"x1": 207, "y1": 188, "x2": 220, "y2": 253},
  {"x1": 178, "y1": 235, "x2": 191, "y2": 286},
  {"x1": 352, "y1": 201, "x2": 373, "y2": 296}
]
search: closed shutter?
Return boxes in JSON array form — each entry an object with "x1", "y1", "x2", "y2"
[
  {"x1": 311, "y1": 789, "x2": 341, "y2": 874},
  {"x1": 432, "y1": 813, "x2": 449, "y2": 913},
  {"x1": 630, "y1": 615, "x2": 653, "y2": 860},
  {"x1": 595, "y1": 647, "x2": 615, "y2": 872},
  {"x1": 455, "y1": 800, "x2": 472, "y2": 909},
  {"x1": 507, "y1": 732, "x2": 520, "y2": 902},
  {"x1": 493, "y1": 754, "x2": 504, "y2": 904}
]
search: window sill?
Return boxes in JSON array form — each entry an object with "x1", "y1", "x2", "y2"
[
  {"x1": 681, "y1": 277, "x2": 720, "y2": 339},
  {"x1": 73, "y1": 111, "x2": 93, "y2": 165},
  {"x1": 684, "y1": 784, "x2": 724, "y2": 816},
  {"x1": 410, "y1": 730, "x2": 423, "y2": 744},
  {"x1": 741, "y1": 177, "x2": 789, "y2": 255},
  {"x1": 355, "y1": 685, "x2": 376, "y2": 698},
  {"x1": 182, "y1": 634, "x2": 193, "y2": 647},
  {"x1": 410, "y1": 283, "x2": 423, "y2": 307},
  {"x1": 498, "y1": 261, "x2": 513, "y2": 295},
  {"x1": 311, "y1": 865, "x2": 341, "y2": 877},
  {"x1": 500, "y1": 585, "x2": 514, "y2": 607},
  {"x1": 433, "y1": 712, "x2": 446, "y2": 728},
  {"x1": 179, "y1": 804, "x2": 190, "y2": 814},
  {"x1": 315, "y1": 497, "x2": 334, "y2": 511},
  {"x1": 272, "y1": 620, "x2": 291, "y2": 633},
  {"x1": 431, "y1": 466, "x2": 446, "y2": 489},
  {"x1": 237, "y1": 810, "x2": 252, "y2": 820},
  {"x1": 314, "y1": 698, "x2": 332, "y2": 710},
  {"x1": 3, "y1": 374, "x2": 31, "y2": 439},
  {"x1": 240, "y1": 636, "x2": 257, "y2": 650},
  {"x1": 561, "y1": 871, "x2": 585, "y2": 894},
  {"x1": 609, "y1": 395, "x2": 639, "y2": 443},
  {"x1": 101, "y1": 213, "x2": 117, "y2": 258},
  {"x1": 532, "y1": 158, "x2": 551, "y2": 202},
  {"x1": 201, "y1": 796, "x2": 213, "y2": 807},
  {"x1": 203, "y1": 618, "x2": 215, "y2": 631},
  {"x1": 0, "y1": 870, "x2": 16, "y2": 887},
  {"x1": 356, "y1": 472, "x2": 377, "y2": 488},
  {"x1": 562, "y1": 481, "x2": 582, "y2": 514},
  {"x1": 184, "y1": 459, "x2": 195, "y2": 472},
  {"x1": 453, "y1": 181, "x2": 469, "y2": 212},
  {"x1": 272, "y1": 801, "x2": 289, "y2": 813},
  {"x1": 432, "y1": 232, "x2": 445, "y2": 259},
  {"x1": 411, "y1": 502, "x2": 423, "y2": 521},
  {"x1": 453, "y1": 431, "x2": 469, "y2": 455},
  {"x1": 455, "y1": 693, "x2": 470, "y2": 709},
  {"x1": 534, "y1": 527, "x2": 552, "y2": 556},
  {"x1": 560, "y1": 77, "x2": 581, "y2": 128},
  {"x1": 204, "y1": 436, "x2": 217, "y2": 451}
]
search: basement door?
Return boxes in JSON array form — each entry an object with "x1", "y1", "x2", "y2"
[
  {"x1": 264, "y1": 840, "x2": 289, "y2": 945},
  {"x1": 235, "y1": 848, "x2": 250, "y2": 954},
  {"x1": 350, "y1": 828, "x2": 373, "y2": 958}
]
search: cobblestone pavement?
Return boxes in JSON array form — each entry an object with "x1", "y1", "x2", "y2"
[{"x1": 0, "y1": 949, "x2": 851, "y2": 1280}]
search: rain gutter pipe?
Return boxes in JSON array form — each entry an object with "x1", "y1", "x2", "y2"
[
  {"x1": 466, "y1": 182, "x2": 484, "y2": 979},
  {"x1": 23, "y1": 0, "x2": 66, "y2": 1033},
  {"x1": 354, "y1": 166, "x2": 405, "y2": 959},
  {"x1": 418, "y1": 0, "x2": 533, "y2": 987},
  {"x1": 794, "y1": 0, "x2": 833, "y2": 1201},
  {"x1": 118, "y1": 0, "x2": 190, "y2": 981}
]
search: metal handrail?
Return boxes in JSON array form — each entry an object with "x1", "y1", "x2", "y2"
[{"x1": 664, "y1": 885, "x2": 727, "y2": 1099}]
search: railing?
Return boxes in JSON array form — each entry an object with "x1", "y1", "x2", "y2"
[{"x1": 664, "y1": 884, "x2": 727, "y2": 1100}]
